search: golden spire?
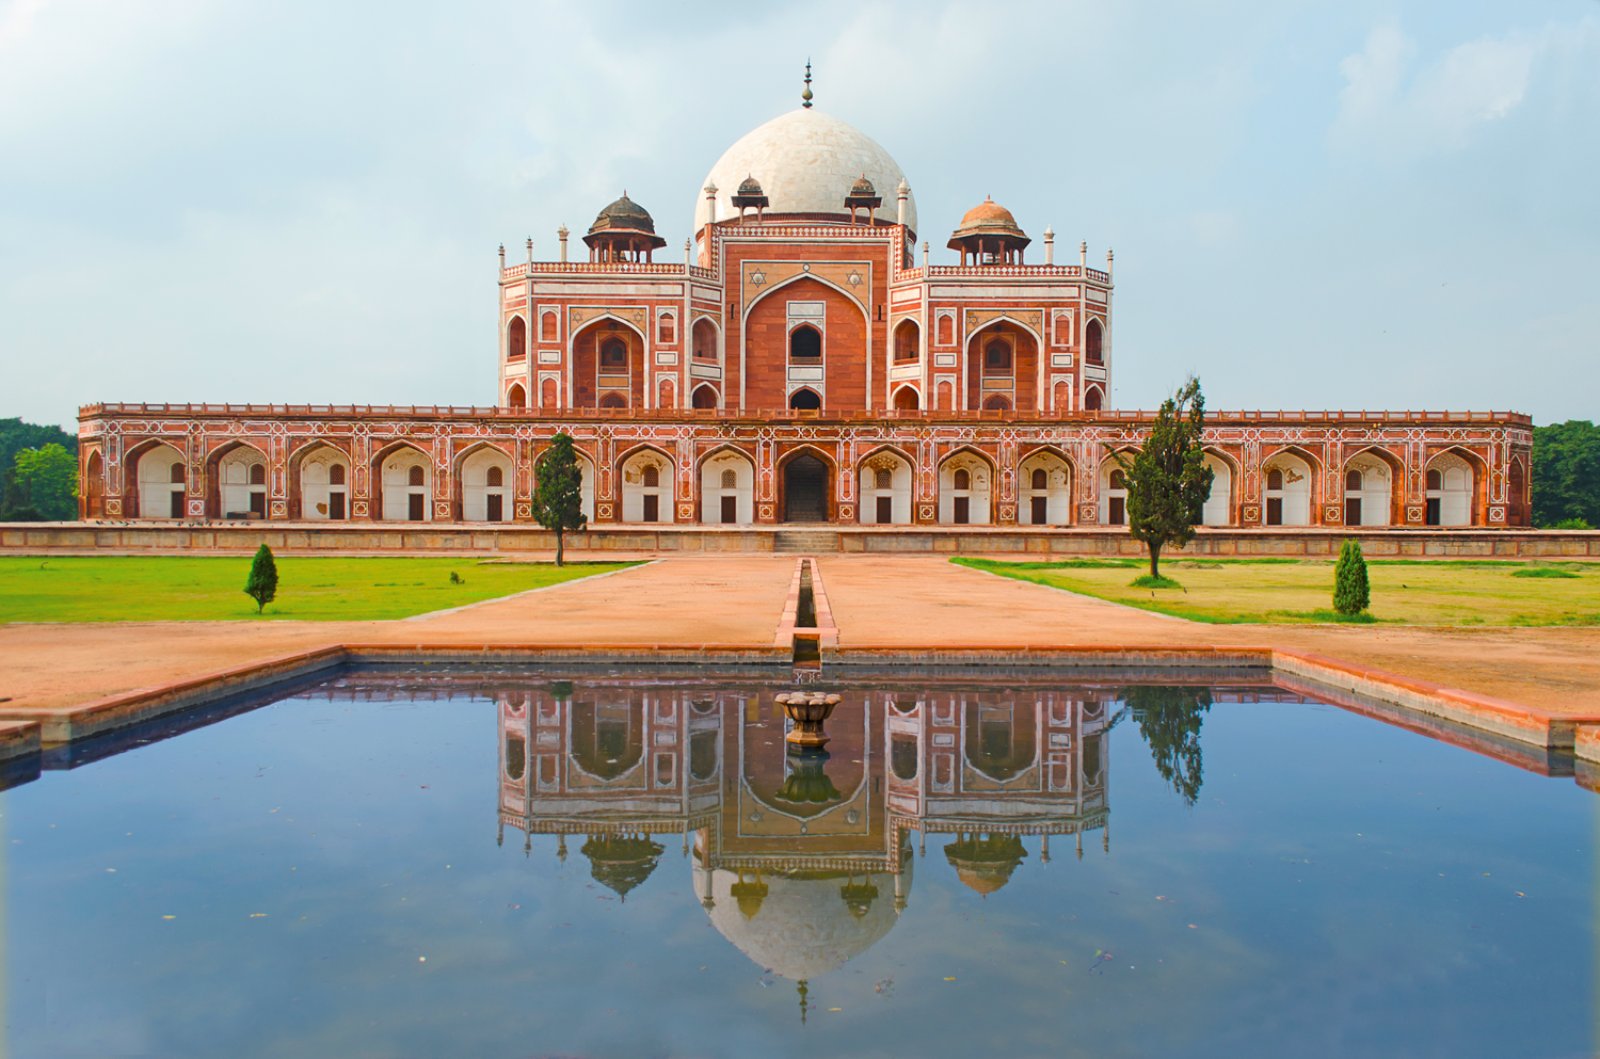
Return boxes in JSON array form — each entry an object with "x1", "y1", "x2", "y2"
[{"x1": 802, "y1": 60, "x2": 813, "y2": 109}]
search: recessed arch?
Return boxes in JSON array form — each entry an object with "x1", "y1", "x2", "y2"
[
  {"x1": 892, "y1": 317, "x2": 920, "y2": 362},
  {"x1": 938, "y1": 446, "x2": 995, "y2": 525},
  {"x1": 1084, "y1": 316, "x2": 1105, "y2": 364},
  {"x1": 506, "y1": 382, "x2": 527, "y2": 409},
  {"x1": 742, "y1": 270, "x2": 868, "y2": 321},
  {"x1": 128, "y1": 440, "x2": 187, "y2": 520},
  {"x1": 82, "y1": 449, "x2": 105, "y2": 518},
  {"x1": 455, "y1": 442, "x2": 515, "y2": 523},
  {"x1": 291, "y1": 440, "x2": 352, "y2": 521},
  {"x1": 208, "y1": 440, "x2": 270, "y2": 520},
  {"x1": 1424, "y1": 446, "x2": 1485, "y2": 526},
  {"x1": 690, "y1": 383, "x2": 719, "y2": 410},
  {"x1": 1261, "y1": 446, "x2": 1319, "y2": 527},
  {"x1": 372, "y1": 441, "x2": 434, "y2": 522},
  {"x1": 506, "y1": 314, "x2": 527, "y2": 361},
  {"x1": 691, "y1": 316, "x2": 720, "y2": 362},
  {"x1": 1098, "y1": 450, "x2": 1135, "y2": 526},
  {"x1": 1201, "y1": 448, "x2": 1240, "y2": 527},
  {"x1": 698, "y1": 444, "x2": 755, "y2": 525},
  {"x1": 858, "y1": 444, "x2": 914, "y2": 525},
  {"x1": 891, "y1": 384, "x2": 920, "y2": 411},
  {"x1": 619, "y1": 444, "x2": 675, "y2": 524},
  {"x1": 777, "y1": 444, "x2": 835, "y2": 524},
  {"x1": 1019, "y1": 446, "x2": 1074, "y2": 526},
  {"x1": 1341, "y1": 445, "x2": 1403, "y2": 527},
  {"x1": 570, "y1": 314, "x2": 647, "y2": 410},
  {"x1": 1083, "y1": 384, "x2": 1105, "y2": 412},
  {"x1": 788, "y1": 387, "x2": 822, "y2": 411}
]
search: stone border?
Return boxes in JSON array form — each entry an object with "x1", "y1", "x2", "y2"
[
  {"x1": 4, "y1": 523, "x2": 1598, "y2": 558},
  {"x1": 4, "y1": 641, "x2": 1600, "y2": 784}
]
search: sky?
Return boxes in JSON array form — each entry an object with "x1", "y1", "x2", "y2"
[{"x1": 1, "y1": 0, "x2": 1596, "y2": 431}]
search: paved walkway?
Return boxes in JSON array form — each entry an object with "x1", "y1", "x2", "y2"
[
  {"x1": 2, "y1": 554, "x2": 1597, "y2": 726},
  {"x1": 818, "y1": 555, "x2": 1600, "y2": 715},
  {"x1": 0, "y1": 557, "x2": 796, "y2": 716}
]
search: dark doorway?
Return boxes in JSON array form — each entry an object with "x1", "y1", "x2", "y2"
[
  {"x1": 329, "y1": 493, "x2": 346, "y2": 521},
  {"x1": 408, "y1": 493, "x2": 425, "y2": 521},
  {"x1": 953, "y1": 497, "x2": 970, "y2": 524},
  {"x1": 1031, "y1": 496, "x2": 1047, "y2": 524},
  {"x1": 788, "y1": 388, "x2": 822, "y2": 411},
  {"x1": 487, "y1": 495, "x2": 504, "y2": 522},
  {"x1": 644, "y1": 495, "x2": 660, "y2": 522},
  {"x1": 170, "y1": 491, "x2": 184, "y2": 519},
  {"x1": 1108, "y1": 496, "x2": 1125, "y2": 525},
  {"x1": 721, "y1": 495, "x2": 737, "y2": 524},
  {"x1": 1266, "y1": 498, "x2": 1283, "y2": 526},
  {"x1": 876, "y1": 496, "x2": 893, "y2": 523},
  {"x1": 1426, "y1": 498, "x2": 1441, "y2": 526},
  {"x1": 783, "y1": 455, "x2": 828, "y2": 522},
  {"x1": 1344, "y1": 497, "x2": 1361, "y2": 527}
]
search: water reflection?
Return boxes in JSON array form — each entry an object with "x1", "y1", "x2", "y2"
[{"x1": 495, "y1": 681, "x2": 1118, "y2": 1012}]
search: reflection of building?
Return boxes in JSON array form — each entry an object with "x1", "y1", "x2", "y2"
[
  {"x1": 77, "y1": 75, "x2": 1531, "y2": 530},
  {"x1": 497, "y1": 678, "x2": 1115, "y2": 1004}
]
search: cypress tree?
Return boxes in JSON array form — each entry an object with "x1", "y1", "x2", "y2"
[
  {"x1": 1333, "y1": 538, "x2": 1370, "y2": 616},
  {"x1": 532, "y1": 432, "x2": 587, "y2": 567},
  {"x1": 244, "y1": 543, "x2": 279, "y2": 615},
  {"x1": 1115, "y1": 376, "x2": 1213, "y2": 580}
]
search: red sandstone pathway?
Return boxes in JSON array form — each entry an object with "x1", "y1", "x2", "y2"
[
  {"x1": 817, "y1": 555, "x2": 1600, "y2": 715},
  {"x1": 0, "y1": 557, "x2": 795, "y2": 718},
  {"x1": 2, "y1": 554, "x2": 1598, "y2": 728}
]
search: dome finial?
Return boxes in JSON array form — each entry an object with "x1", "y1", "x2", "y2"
[{"x1": 802, "y1": 59, "x2": 813, "y2": 108}]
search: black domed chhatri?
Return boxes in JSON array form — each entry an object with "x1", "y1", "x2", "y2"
[
  {"x1": 584, "y1": 192, "x2": 667, "y2": 252},
  {"x1": 731, "y1": 175, "x2": 769, "y2": 213},
  {"x1": 844, "y1": 173, "x2": 882, "y2": 215}
]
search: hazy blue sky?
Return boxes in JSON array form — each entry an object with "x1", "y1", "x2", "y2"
[{"x1": 2, "y1": 0, "x2": 1596, "y2": 430}]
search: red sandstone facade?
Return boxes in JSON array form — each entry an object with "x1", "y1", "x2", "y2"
[{"x1": 75, "y1": 99, "x2": 1533, "y2": 530}]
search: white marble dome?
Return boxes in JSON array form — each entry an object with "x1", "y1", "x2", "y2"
[
  {"x1": 695, "y1": 863, "x2": 908, "y2": 981},
  {"x1": 694, "y1": 108, "x2": 916, "y2": 234}
]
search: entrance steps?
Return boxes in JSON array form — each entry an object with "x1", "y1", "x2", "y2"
[{"x1": 773, "y1": 528, "x2": 838, "y2": 553}]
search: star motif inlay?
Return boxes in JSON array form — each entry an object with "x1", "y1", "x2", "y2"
[
  {"x1": 749, "y1": 270, "x2": 766, "y2": 287},
  {"x1": 847, "y1": 270, "x2": 862, "y2": 286}
]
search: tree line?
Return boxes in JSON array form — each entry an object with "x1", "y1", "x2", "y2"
[{"x1": 1, "y1": 418, "x2": 77, "y2": 521}]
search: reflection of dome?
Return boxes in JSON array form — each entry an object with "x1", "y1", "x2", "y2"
[
  {"x1": 582, "y1": 834, "x2": 664, "y2": 900},
  {"x1": 944, "y1": 834, "x2": 1028, "y2": 896},
  {"x1": 695, "y1": 108, "x2": 917, "y2": 233},
  {"x1": 696, "y1": 861, "x2": 910, "y2": 981}
]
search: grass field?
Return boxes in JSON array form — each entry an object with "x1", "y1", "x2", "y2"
[
  {"x1": 954, "y1": 556, "x2": 1600, "y2": 626},
  {"x1": 0, "y1": 556, "x2": 639, "y2": 623}
]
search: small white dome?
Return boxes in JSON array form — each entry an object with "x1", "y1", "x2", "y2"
[{"x1": 695, "y1": 108, "x2": 916, "y2": 234}]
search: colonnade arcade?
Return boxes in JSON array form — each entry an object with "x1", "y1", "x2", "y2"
[{"x1": 86, "y1": 414, "x2": 1529, "y2": 529}]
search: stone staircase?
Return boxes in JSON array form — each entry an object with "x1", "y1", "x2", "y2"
[{"x1": 772, "y1": 528, "x2": 839, "y2": 553}]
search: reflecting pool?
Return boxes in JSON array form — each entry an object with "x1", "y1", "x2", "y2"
[{"x1": 3, "y1": 667, "x2": 1594, "y2": 1057}]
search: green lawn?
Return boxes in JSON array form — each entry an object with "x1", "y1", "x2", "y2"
[
  {"x1": 0, "y1": 556, "x2": 639, "y2": 623},
  {"x1": 954, "y1": 556, "x2": 1600, "y2": 626}
]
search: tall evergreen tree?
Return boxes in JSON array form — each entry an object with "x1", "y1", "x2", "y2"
[
  {"x1": 1114, "y1": 376, "x2": 1213, "y2": 579},
  {"x1": 1333, "y1": 538, "x2": 1371, "y2": 616},
  {"x1": 532, "y1": 432, "x2": 587, "y2": 566},
  {"x1": 244, "y1": 544, "x2": 279, "y2": 615}
]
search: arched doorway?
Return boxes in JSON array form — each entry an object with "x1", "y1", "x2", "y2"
[
  {"x1": 1262, "y1": 451, "x2": 1314, "y2": 526},
  {"x1": 460, "y1": 446, "x2": 513, "y2": 522},
  {"x1": 1019, "y1": 451, "x2": 1071, "y2": 526},
  {"x1": 700, "y1": 449, "x2": 754, "y2": 525},
  {"x1": 788, "y1": 388, "x2": 822, "y2": 411},
  {"x1": 1202, "y1": 453, "x2": 1233, "y2": 526},
  {"x1": 1425, "y1": 451, "x2": 1476, "y2": 526},
  {"x1": 133, "y1": 443, "x2": 187, "y2": 520},
  {"x1": 782, "y1": 454, "x2": 829, "y2": 522}
]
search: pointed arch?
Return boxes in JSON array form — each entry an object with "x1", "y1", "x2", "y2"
[
  {"x1": 505, "y1": 314, "x2": 527, "y2": 361},
  {"x1": 1260, "y1": 445, "x2": 1320, "y2": 526},
  {"x1": 1424, "y1": 445, "x2": 1487, "y2": 526},
  {"x1": 454, "y1": 441, "x2": 516, "y2": 523},
  {"x1": 857, "y1": 444, "x2": 916, "y2": 525},
  {"x1": 1341, "y1": 445, "x2": 1404, "y2": 527},
  {"x1": 570, "y1": 314, "x2": 648, "y2": 410},
  {"x1": 1098, "y1": 449, "x2": 1136, "y2": 526},
  {"x1": 127, "y1": 439, "x2": 187, "y2": 520},
  {"x1": 1019, "y1": 445, "x2": 1074, "y2": 526},
  {"x1": 618, "y1": 443, "x2": 675, "y2": 524},
  {"x1": 506, "y1": 382, "x2": 527, "y2": 409},
  {"x1": 1083, "y1": 384, "x2": 1105, "y2": 412},
  {"x1": 938, "y1": 445, "x2": 996, "y2": 525},
  {"x1": 697, "y1": 443, "x2": 756, "y2": 525},
  {"x1": 1200, "y1": 447, "x2": 1241, "y2": 527},
  {"x1": 372, "y1": 441, "x2": 434, "y2": 522},
  {"x1": 690, "y1": 383, "x2": 719, "y2": 410},
  {"x1": 290, "y1": 439, "x2": 353, "y2": 521},
  {"x1": 207, "y1": 440, "x2": 270, "y2": 519},
  {"x1": 891, "y1": 384, "x2": 920, "y2": 410},
  {"x1": 742, "y1": 270, "x2": 869, "y2": 320},
  {"x1": 82, "y1": 449, "x2": 105, "y2": 518},
  {"x1": 788, "y1": 387, "x2": 822, "y2": 411},
  {"x1": 777, "y1": 443, "x2": 836, "y2": 524}
]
